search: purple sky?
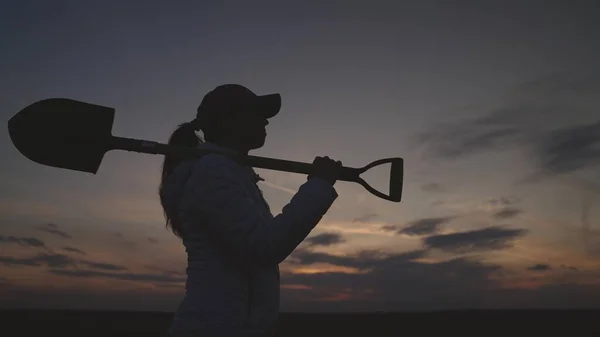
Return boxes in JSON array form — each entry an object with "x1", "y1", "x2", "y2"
[{"x1": 1, "y1": 1, "x2": 600, "y2": 312}]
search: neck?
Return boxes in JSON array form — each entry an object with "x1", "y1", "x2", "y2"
[{"x1": 211, "y1": 139, "x2": 250, "y2": 155}]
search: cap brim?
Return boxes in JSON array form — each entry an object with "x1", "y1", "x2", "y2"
[{"x1": 255, "y1": 93, "x2": 281, "y2": 119}]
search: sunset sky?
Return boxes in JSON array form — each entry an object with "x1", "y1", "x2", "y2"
[{"x1": 1, "y1": 1, "x2": 600, "y2": 312}]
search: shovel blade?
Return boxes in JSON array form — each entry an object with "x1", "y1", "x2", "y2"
[{"x1": 7, "y1": 98, "x2": 115, "y2": 174}]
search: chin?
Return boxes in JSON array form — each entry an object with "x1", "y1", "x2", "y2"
[
  {"x1": 246, "y1": 137, "x2": 266, "y2": 150},
  {"x1": 252, "y1": 140, "x2": 266, "y2": 149}
]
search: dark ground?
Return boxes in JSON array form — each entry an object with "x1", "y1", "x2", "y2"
[{"x1": 1, "y1": 309, "x2": 599, "y2": 336}]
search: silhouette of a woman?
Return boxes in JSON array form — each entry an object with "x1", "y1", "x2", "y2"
[{"x1": 159, "y1": 84, "x2": 342, "y2": 337}]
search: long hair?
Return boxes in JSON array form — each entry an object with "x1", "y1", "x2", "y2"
[{"x1": 159, "y1": 122, "x2": 203, "y2": 238}]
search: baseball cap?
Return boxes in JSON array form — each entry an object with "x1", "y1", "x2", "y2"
[{"x1": 193, "y1": 84, "x2": 281, "y2": 131}]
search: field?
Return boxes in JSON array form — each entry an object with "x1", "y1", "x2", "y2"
[{"x1": 1, "y1": 309, "x2": 599, "y2": 336}]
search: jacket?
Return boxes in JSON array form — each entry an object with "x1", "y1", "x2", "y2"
[{"x1": 159, "y1": 142, "x2": 338, "y2": 337}]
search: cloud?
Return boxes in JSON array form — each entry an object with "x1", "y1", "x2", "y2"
[
  {"x1": 431, "y1": 196, "x2": 522, "y2": 215},
  {"x1": 414, "y1": 72, "x2": 600, "y2": 176},
  {"x1": 0, "y1": 235, "x2": 45, "y2": 248},
  {"x1": 523, "y1": 120, "x2": 600, "y2": 182},
  {"x1": 61, "y1": 246, "x2": 86, "y2": 255},
  {"x1": 143, "y1": 264, "x2": 186, "y2": 277},
  {"x1": 560, "y1": 264, "x2": 579, "y2": 272},
  {"x1": 413, "y1": 101, "x2": 529, "y2": 160},
  {"x1": 421, "y1": 183, "x2": 445, "y2": 193},
  {"x1": 352, "y1": 213, "x2": 378, "y2": 223},
  {"x1": 492, "y1": 207, "x2": 523, "y2": 220},
  {"x1": 48, "y1": 269, "x2": 186, "y2": 284},
  {"x1": 423, "y1": 226, "x2": 528, "y2": 254},
  {"x1": 79, "y1": 261, "x2": 127, "y2": 271},
  {"x1": 305, "y1": 232, "x2": 346, "y2": 247},
  {"x1": 35, "y1": 223, "x2": 72, "y2": 239},
  {"x1": 0, "y1": 253, "x2": 74, "y2": 268},
  {"x1": 390, "y1": 216, "x2": 456, "y2": 236},
  {"x1": 527, "y1": 264, "x2": 551, "y2": 272},
  {"x1": 416, "y1": 125, "x2": 521, "y2": 161},
  {"x1": 486, "y1": 197, "x2": 520, "y2": 207},
  {"x1": 0, "y1": 252, "x2": 127, "y2": 271},
  {"x1": 281, "y1": 250, "x2": 504, "y2": 310},
  {"x1": 280, "y1": 238, "x2": 600, "y2": 310},
  {"x1": 112, "y1": 232, "x2": 136, "y2": 248},
  {"x1": 289, "y1": 249, "x2": 423, "y2": 271},
  {"x1": 0, "y1": 247, "x2": 181, "y2": 286}
]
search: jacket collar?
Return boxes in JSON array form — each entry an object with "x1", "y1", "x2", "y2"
[
  {"x1": 198, "y1": 142, "x2": 264, "y2": 183},
  {"x1": 199, "y1": 141, "x2": 241, "y2": 156}
]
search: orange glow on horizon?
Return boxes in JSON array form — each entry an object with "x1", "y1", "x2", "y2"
[
  {"x1": 281, "y1": 284, "x2": 312, "y2": 290},
  {"x1": 288, "y1": 264, "x2": 364, "y2": 275}
]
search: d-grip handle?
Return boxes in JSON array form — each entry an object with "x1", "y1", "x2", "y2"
[{"x1": 351, "y1": 158, "x2": 404, "y2": 202}]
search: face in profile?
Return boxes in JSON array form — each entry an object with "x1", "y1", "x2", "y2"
[{"x1": 226, "y1": 110, "x2": 269, "y2": 150}]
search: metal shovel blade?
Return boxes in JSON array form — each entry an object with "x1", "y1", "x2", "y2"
[{"x1": 7, "y1": 98, "x2": 114, "y2": 174}]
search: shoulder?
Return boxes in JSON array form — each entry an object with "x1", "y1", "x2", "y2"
[
  {"x1": 187, "y1": 153, "x2": 247, "y2": 190},
  {"x1": 192, "y1": 153, "x2": 240, "y2": 175},
  {"x1": 182, "y1": 153, "x2": 251, "y2": 206}
]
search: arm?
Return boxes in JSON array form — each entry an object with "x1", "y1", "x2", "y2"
[{"x1": 186, "y1": 154, "x2": 338, "y2": 266}]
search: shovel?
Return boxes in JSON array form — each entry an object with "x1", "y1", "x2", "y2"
[{"x1": 7, "y1": 98, "x2": 404, "y2": 202}]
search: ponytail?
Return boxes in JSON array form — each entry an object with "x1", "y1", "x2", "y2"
[{"x1": 159, "y1": 121, "x2": 203, "y2": 238}]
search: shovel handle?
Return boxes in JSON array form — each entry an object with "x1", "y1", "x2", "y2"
[
  {"x1": 244, "y1": 155, "x2": 361, "y2": 181},
  {"x1": 111, "y1": 136, "x2": 403, "y2": 202}
]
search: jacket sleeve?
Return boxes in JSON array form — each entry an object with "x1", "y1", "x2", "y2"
[{"x1": 184, "y1": 154, "x2": 338, "y2": 266}]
